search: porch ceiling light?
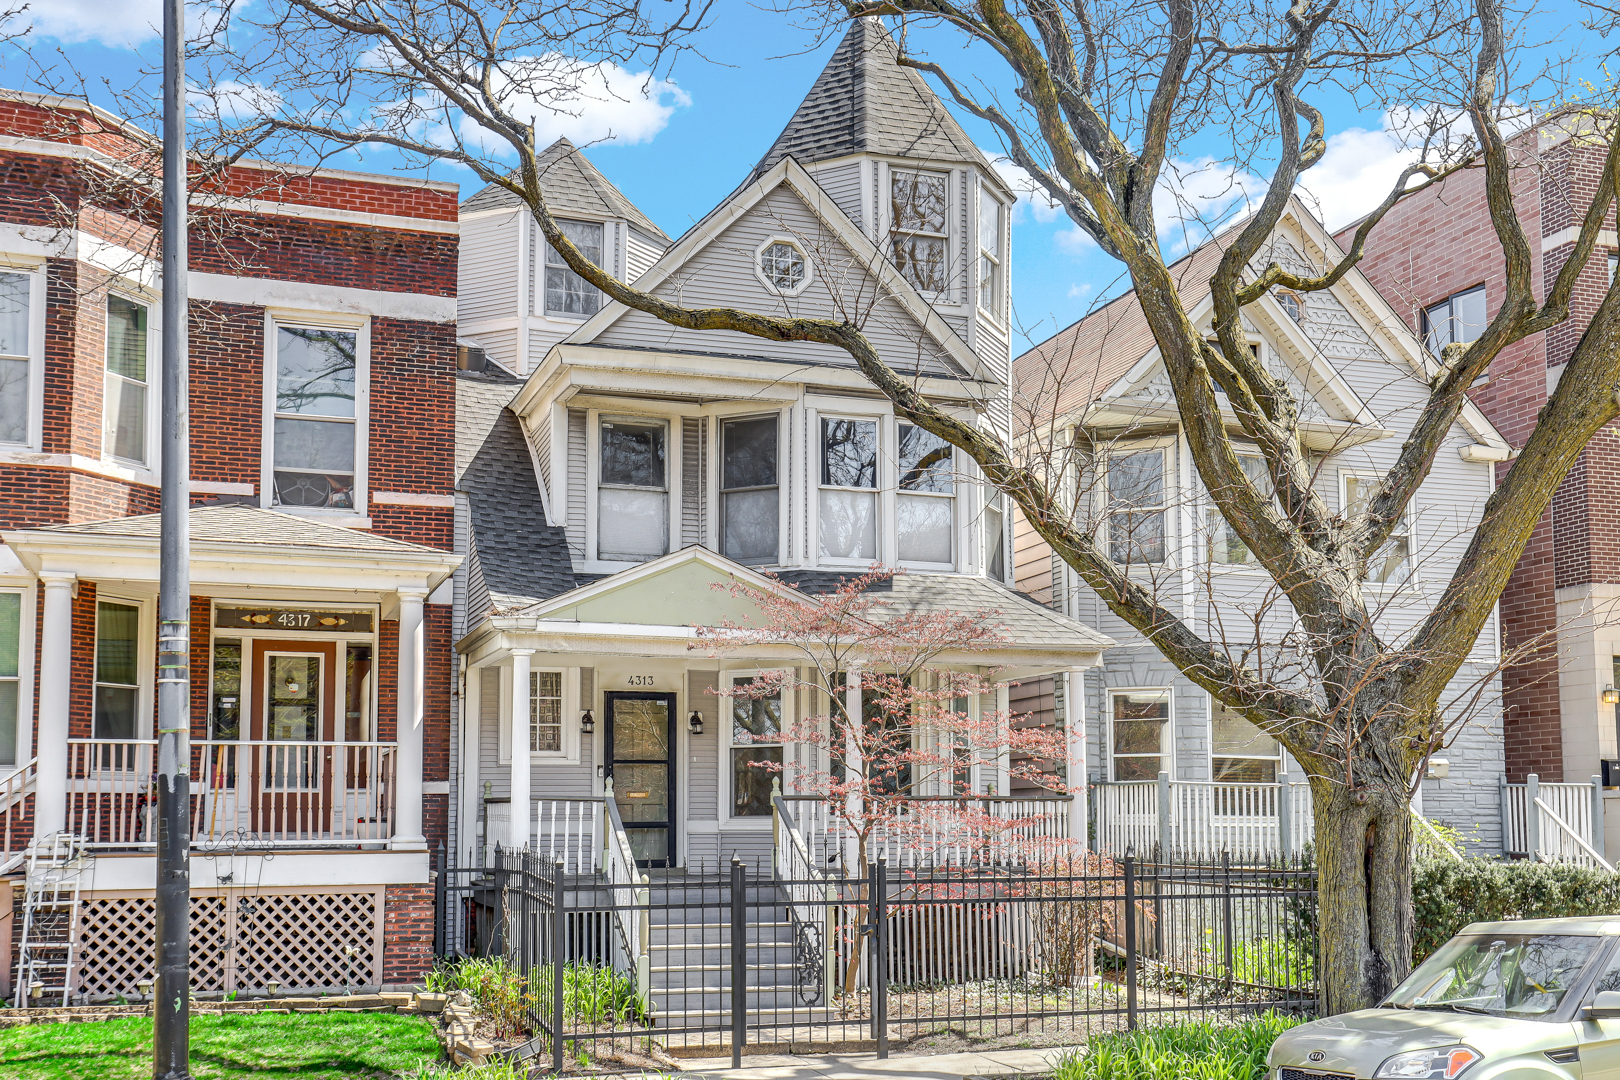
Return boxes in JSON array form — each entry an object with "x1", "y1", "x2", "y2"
[
  {"x1": 580, "y1": 709, "x2": 595, "y2": 735},
  {"x1": 688, "y1": 710, "x2": 704, "y2": 735},
  {"x1": 1605, "y1": 685, "x2": 1620, "y2": 705}
]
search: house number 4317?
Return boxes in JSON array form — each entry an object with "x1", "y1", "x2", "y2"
[{"x1": 626, "y1": 675, "x2": 656, "y2": 686}]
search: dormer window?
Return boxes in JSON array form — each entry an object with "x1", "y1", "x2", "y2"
[
  {"x1": 760, "y1": 241, "x2": 805, "y2": 292},
  {"x1": 545, "y1": 220, "x2": 605, "y2": 318},
  {"x1": 1275, "y1": 291, "x2": 1304, "y2": 324},
  {"x1": 890, "y1": 169, "x2": 948, "y2": 294}
]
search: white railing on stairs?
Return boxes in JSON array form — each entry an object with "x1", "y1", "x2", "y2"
[
  {"x1": 601, "y1": 780, "x2": 650, "y2": 1007},
  {"x1": 532, "y1": 797, "x2": 603, "y2": 875},
  {"x1": 772, "y1": 788, "x2": 834, "y2": 1003},
  {"x1": 1502, "y1": 774, "x2": 1606, "y2": 863},
  {"x1": 0, "y1": 757, "x2": 37, "y2": 869}
]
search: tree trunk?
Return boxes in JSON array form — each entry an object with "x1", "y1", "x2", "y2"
[{"x1": 1313, "y1": 776, "x2": 1414, "y2": 1014}]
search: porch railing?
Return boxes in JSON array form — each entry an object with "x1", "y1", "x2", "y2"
[
  {"x1": 600, "y1": 783, "x2": 649, "y2": 1002},
  {"x1": 531, "y1": 797, "x2": 605, "y2": 875},
  {"x1": 781, "y1": 793, "x2": 1072, "y2": 870},
  {"x1": 1501, "y1": 774, "x2": 1606, "y2": 863},
  {"x1": 1092, "y1": 773, "x2": 1316, "y2": 860},
  {"x1": 0, "y1": 756, "x2": 37, "y2": 870}
]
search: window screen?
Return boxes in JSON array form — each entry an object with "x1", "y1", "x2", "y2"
[{"x1": 722, "y1": 416, "x2": 779, "y2": 564}]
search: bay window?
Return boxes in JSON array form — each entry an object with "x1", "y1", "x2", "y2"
[
  {"x1": 0, "y1": 592, "x2": 17, "y2": 768},
  {"x1": 1343, "y1": 473, "x2": 1410, "y2": 583},
  {"x1": 819, "y1": 417, "x2": 878, "y2": 560},
  {"x1": 978, "y1": 188, "x2": 1003, "y2": 314},
  {"x1": 0, "y1": 270, "x2": 31, "y2": 445},
  {"x1": 94, "y1": 600, "x2": 141, "y2": 742},
  {"x1": 104, "y1": 294, "x2": 150, "y2": 465},
  {"x1": 599, "y1": 417, "x2": 669, "y2": 562},
  {"x1": 897, "y1": 423, "x2": 954, "y2": 565},
  {"x1": 545, "y1": 220, "x2": 605, "y2": 318},
  {"x1": 890, "y1": 169, "x2": 948, "y2": 293},
  {"x1": 984, "y1": 490, "x2": 1006, "y2": 581},
  {"x1": 1207, "y1": 453, "x2": 1272, "y2": 566},
  {"x1": 729, "y1": 674, "x2": 783, "y2": 817},
  {"x1": 271, "y1": 325, "x2": 358, "y2": 509},
  {"x1": 1211, "y1": 700, "x2": 1280, "y2": 783},
  {"x1": 1106, "y1": 448, "x2": 1167, "y2": 564},
  {"x1": 1111, "y1": 689, "x2": 1169, "y2": 781},
  {"x1": 721, "y1": 415, "x2": 779, "y2": 564}
]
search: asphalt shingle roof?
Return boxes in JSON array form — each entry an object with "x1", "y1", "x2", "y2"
[
  {"x1": 747, "y1": 18, "x2": 998, "y2": 184},
  {"x1": 456, "y1": 370, "x2": 578, "y2": 612},
  {"x1": 35, "y1": 505, "x2": 448, "y2": 556},
  {"x1": 461, "y1": 138, "x2": 672, "y2": 246}
]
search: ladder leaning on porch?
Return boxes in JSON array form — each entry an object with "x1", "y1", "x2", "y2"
[{"x1": 14, "y1": 833, "x2": 91, "y2": 1007}]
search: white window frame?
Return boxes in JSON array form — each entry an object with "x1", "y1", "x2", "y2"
[
  {"x1": 722, "y1": 668, "x2": 792, "y2": 824},
  {"x1": 752, "y1": 235, "x2": 814, "y2": 298},
  {"x1": 260, "y1": 311, "x2": 371, "y2": 519},
  {"x1": 1339, "y1": 469, "x2": 1413, "y2": 586},
  {"x1": 1207, "y1": 696, "x2": 1282, "y2": 785},
  {"x1": 0, "y1": 584, "x2": 34, "y2": 775},
  {"x1": 590, "y1": 410, "x2": 676, "y2": 569},
  {"x1": 1100, "y1": 440, "x2": 1175, "y2": 567},
  {"x1": 718, "y1": 411, "x2": 785, "y2": 566},
  {"x1": 0, "y1": 258, "x2": 47, "y2": 453},
  {"x1": 92, "y1": 591, "x2": 155, "y2": 743},
  {"x1": 981, "y1": 487, "x2": 1010, "y2": 583},
  {"x1": 1205, "y1": 449, "x2": 1271, "y2": 573},
  {"x1": 1421, "y1": 284, "x2": 1487, "y2": 356},
  {"x1": 523, "y1": 665, "x2": 580, "y2": 762},
  {"x1": 103, "y1": 288, "x2": 160, "y2": 469},
  {"x1": 810, "y1": 404, "x2": 890, "y2": 568},
  {"x1": 894, "y1": 420, "x2": 957, "y2": 571},
  {"x1": 1107, "y1": 687, "x2": 1173, "y2": 783},
  {"x1": 538, "y1": 217, "x2": 609, "y2": 320},
  {"x1": 976, "y1": 185, "x2": 1006, "y2": 321},
  {"x1": 884, "y1": 163, "x2": 955, "y2": 299}
]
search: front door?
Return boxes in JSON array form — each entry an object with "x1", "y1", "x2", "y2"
[
  {"x1": 605, "y1": 692, "x2": 676, "y2": 868},
  {"x1": 249, "y1": 639, "x2": 337, "y2": 838}
]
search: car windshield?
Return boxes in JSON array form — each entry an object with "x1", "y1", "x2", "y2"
[{"x1": 1384, "y1": 934, "x2": 1601, "y2": 1019}]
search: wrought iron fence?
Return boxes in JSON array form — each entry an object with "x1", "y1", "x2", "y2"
[{"x1": 435, "y1": 848, "x2": 1318, "y2": 1070}]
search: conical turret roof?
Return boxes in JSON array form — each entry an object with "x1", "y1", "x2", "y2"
[{"x1": 462, "y1": 137, "x2": 670, "y2": 245}]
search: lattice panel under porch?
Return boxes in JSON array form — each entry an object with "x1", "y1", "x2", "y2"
[{"x1": 73, "y1": 887, "x2": 383, "y2": 997}]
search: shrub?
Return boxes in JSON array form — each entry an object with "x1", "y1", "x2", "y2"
[
  {"x1": 1412, "y1": 858, "x2": 1620, "y2": 964},
  {"x1": 422, "y1": 957, "x2": 535, "y2": 1039},
  {"x1": 1052, "y1": 1014, "x2": 1303, "y2": 1080}
]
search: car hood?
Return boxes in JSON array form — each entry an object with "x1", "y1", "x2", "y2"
[{"x1": 1269, "y1": 1009, "x2": 1575, "y2": 1074}]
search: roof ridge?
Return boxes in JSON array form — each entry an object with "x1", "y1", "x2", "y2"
[{"x1": 460, "y1": 139, "x2": 670, "y2": 244}]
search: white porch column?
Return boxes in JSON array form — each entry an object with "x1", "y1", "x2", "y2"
[
  {"x1": 509, "y1": 649, "x2": 533, "y2": 851},
  {"x1": 34, "y1": 572, "x2": 74, "y2": 840},
  {"x1": 1064, "y1": 669, "x2": 1088, "y2": 847},
  {"x1": 843, "y1": 668, "x2": 861, "y2": 875},
  {"x1": 994, "y1": 681, "x2": 1012, "y2": 797},
  {"x1": 392, "y1": 587, "x2": 427, "y2": 850},
  {"x1": 460, "y1": 659, "x2": 481, "y2": 867}
]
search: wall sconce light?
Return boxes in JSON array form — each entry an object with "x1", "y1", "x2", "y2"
[
  {"x1": 688, "y1": 710, "x2": 704, "y2": 735},
  {"x1": 1604, "y1": 686, "x2": 1619, "y2": 705},
  {"x1": 580, "y1": 709, "x2": 595, "y2": 735}
]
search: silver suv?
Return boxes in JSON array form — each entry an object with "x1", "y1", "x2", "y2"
[{"x1": 1269, "y1": 918, "x2": 1620, "y2": 1079}]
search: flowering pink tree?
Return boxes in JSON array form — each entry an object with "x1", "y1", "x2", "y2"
[{"x1": 693, "y1": 568, "x2": 1076, "y2": 994}]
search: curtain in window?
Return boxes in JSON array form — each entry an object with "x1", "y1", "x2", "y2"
[
  {"x1": 599, "y1": 419, "x2": 669, "y2": 560},
  {"x1": 898, "y1": 424, "x2": 953, "y2": 564}
]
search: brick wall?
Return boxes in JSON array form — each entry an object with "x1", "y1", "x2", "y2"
[
  {"x1": 192, "y1": 212, "x2": 457, "y2": 296},
  {"x1": 68, "y1": 581, "x2": 96, "y2": 740},
  {"x1": 190, "y1": 302, "x2": 266, "y2": 494},
  {"x1": 382, "y1": 883, "x2": 435, "y2": 983}
]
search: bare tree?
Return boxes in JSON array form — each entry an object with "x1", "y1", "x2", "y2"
[{"x1": 56, "y1": 0, "x2": 1620, "y2": 1013}]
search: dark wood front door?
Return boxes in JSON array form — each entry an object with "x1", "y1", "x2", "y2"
[{"x1": 605, "y1": 692, "x2": 676, "y2": 868}]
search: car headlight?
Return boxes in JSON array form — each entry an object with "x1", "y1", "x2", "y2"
[{"x1": 1374, "y1": 1047, "x2": 1481, "y2": 1080}]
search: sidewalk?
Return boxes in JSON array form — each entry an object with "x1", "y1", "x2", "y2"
[{"x1": 668, "y1": 1045, "x2": 1079, "y2": 1080}]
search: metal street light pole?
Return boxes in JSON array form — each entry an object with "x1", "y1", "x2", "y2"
[{"x1": 154, "y1": 0, "x2": 192, "y2": 1073}]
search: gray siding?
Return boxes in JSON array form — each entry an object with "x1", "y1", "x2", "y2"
[
  {"x1": 681, "y1": 417, "x2": 706, "y2": 549},
  {"x1": 458, "y1": 211, "x2": 519, "y2": 323},
  {"x1": 689, "y1": 670, "x2": 720, "y2": 822},
  {"x1": 812, "y1": 161, "x2": 863, "y2": 228},
  {"x1": 626, "y1": 228, "x2": 663, "y2": 282},
  {"x1": 566, "y1": 408, "x2": 587, "y2": 560},
  {"x1": 479, "y1": 666, "x2": 507, "y2": 799},
  {"x1": 528, "y1": 412, "x2": 553, "y2": 519}
]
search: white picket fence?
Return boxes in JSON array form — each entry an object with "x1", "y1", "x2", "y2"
[
  {"x1": 1091, "y1": 774, "x2": 1314, "y2": 860},
  {"x1": 1502, "y1": 774, "x2": 1611, "y2": 870}
]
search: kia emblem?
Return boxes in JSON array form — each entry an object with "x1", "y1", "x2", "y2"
[{"x1": 1307, "y1": 1051, "x2": 1326, "y2": 1063}]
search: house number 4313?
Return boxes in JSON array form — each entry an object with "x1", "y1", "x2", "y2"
[{"x1": 626, "y1": 675, "x2": 656, "y2": 686}]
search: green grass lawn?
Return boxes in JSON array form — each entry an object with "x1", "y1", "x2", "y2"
[{"x1": 0, "y1": 1011, "x2": 442, "y2": 1079}]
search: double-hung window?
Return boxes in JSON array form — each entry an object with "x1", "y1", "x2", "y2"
[
  {"x1": 897, "y1": 423, "x2": 954, "y2": 565},
  {"x1": 729, "y1": 674, "x2": 783, "y2": 817},
  {"x1": 104, "y1": 295, "x2": 150, "y2": 465},
  {"x1": 545, "y1": 220, "x2": 605, "y2": 318},
  {"x1": 890, "y1": 170, "x2": 949, "y2": 294},
  {"x1": 1211, "y1": 701, "x2": 1280, "y2": 783},
  {"x1": 1111, "y1": 689, "x2": 1169, "y2": 781},
  {"x1": 721, "y1": 415, "x2": 779, "y2": 564},
  {"x1": 0, "y1": 269, "x2": 32, "y2": 445},
  {"x1": 1421, "y1": 285, "x2": 1487, "y2": 356},
  {"x1": 983, "y1": 490, "x2": 1007, "y2": 581},
  {"x1": 94, "y1": 600, "x2": 141, "y2": 744},
  {"x1": 271, "y1": 325, "x2": 359, "y2": 509},
  {"x1": 1208, "y1": 453, "x2": 1272, "y2": 566},
  {"x1": 0, "y1": 592, "x2": 18, "y2": 769},
  {"x1": 530, "y1": 670, "x2": 562, "y2": 753},
  {"x1": 978, "y1": 188, "x2": 1003, "y2": 314},
  {"x1": 1106, "y1": 448, "x2": 1167, "y2": 564},
  {"x1": 598, "y1": 417, "x2": 669, "y2": 562},
  {"x1": 1343, "y1": 473, "x2": 1410, "y2": 584},
  {"x1": 819, "y1": 417, "x2": 879, "y2": 560}
]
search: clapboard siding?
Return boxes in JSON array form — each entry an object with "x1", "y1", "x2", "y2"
[
  {"x1": 458, "y1": 211, "x2": 519, "y2": 322},
  {"x1": 812, "y1": 161, "x2": 863, "y2": 228},
  {"x1": 479, "y1": 666, "x2": 507, "y2": 799},
  {"x1": 681, "y1": 417, "x2": 706, "y2": 548},
  {"x1": 527, "y1": 412, "x2": 553, "y2": 516},
  {"x1": 1012, "y1": 504, "x2": 1055, "y2": 608},
  {"x1": 566, "y1": 408, "x2": 588, "y2": 560},
  {"x1": 688, "y1": 671, "x2": 720, "y2": 821},
  {"x1": 471, "y1": 330, "x2": 519, "y2": 375},
  {"x1": 627, "y1": 228, "x2": 663, "y2": 282},
  {"x1": 592, "y1": 186, "x2": 966, "y2": 378}
]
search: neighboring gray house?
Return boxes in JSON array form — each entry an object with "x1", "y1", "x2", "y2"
[{"x1": 1012, "y1": 200, "x2": 1513, "y2": 854}]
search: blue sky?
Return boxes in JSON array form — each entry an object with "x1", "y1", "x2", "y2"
[{"x1": 6, "y1": 1, "x2": 1614, "y2": 353}]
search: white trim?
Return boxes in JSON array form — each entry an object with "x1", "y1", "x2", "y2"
[
  {"x1": 0, "y1": 585, "x2": 32, "y2": 771},
  {"x1": 101, "y1": 287, "x2": 161, "y2": 470},
  {"x1": 191, "y1": 480, "x2": 255, "y2": 496},
  {"x1": 751, "y1": 234, "x2": 815, "y2": 298},
  {"x1": 372, "y1": 491, "x2": 455, "y2": 508},
  {"x1": 720, "y1": 668, "x2": 793, "y2": 822},
  {"x1": 92, "y1": 591, "x2": 155, "y2": 741},
  {"x1": 588, "y1": 409, "x2": 673, "y2": 570},
  {"x1": 715, "y1": 410, "x2": 787, "y2": 567},
  {"x1": 0, "y1": 261, "x2": 47, "y2": 453},
  {"x1": 1542, "y1": 227, "x2": 1618, "y2": 250},
  {"x1": 811, "y1": 407, "x2": 885, "y2": 568},
  {"x1": 1338, "y1": 468, "x2": 1415, "y2": 587},
  {"x1": 894, "y1": 419, "x2": 957, "y2": 572},
  {"x1": 219, "y1": 196, "x2": 458, "y2": 235},
  {"x1": 1106, "y1": 685, "x2": 1174, "y2": 782},
  {"x1": 523, "y1": 664, "x2": 580, "y2": 763},
  {"x1": 262, "y1": 314, "x2": 371, "y2": 517},
  {"x1": 193, "y1": 272, "x2": 454, "y2": 323}
]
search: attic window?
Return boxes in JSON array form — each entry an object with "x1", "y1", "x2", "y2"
[
  {"x1": 1276, "y1": 291, "x2": 1304, "y2": 323},
  {"x1": 761, "y1": 242, "x2": 805, "y2": 291},
  {"x1": 890, "y1": 169, "x2": 948, "y2": 293},
  {"x1": 544, "y1": 219, "x2": 604, "y2": 318}
]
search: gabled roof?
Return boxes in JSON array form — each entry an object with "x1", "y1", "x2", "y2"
[
  {"x1": 461, "y1": 137, "x2": 672, "y2": 245},
  {"x1": 747, "y1": 18, "x2": 1002, "y2": 186},
  {"x1": 26, "y1": 504, "x2": 449, "y2": 556}
]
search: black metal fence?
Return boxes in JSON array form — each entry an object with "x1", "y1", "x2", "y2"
[{"x1": 436, "y1": 849, "x2": 1317, "y2": 1071}]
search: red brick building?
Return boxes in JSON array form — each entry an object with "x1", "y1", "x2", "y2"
[
  {"x1": 1338, "y1": 120, "x2": 1620, "y2": 844},
  {"x1": 0, "y1": 90, "x2": 460, "y2": 1001}
]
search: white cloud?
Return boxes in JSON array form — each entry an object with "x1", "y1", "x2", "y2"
[
  {"x1": 992, "y1": 156, "x2": 1064, "y2": 224},
  {"x1": 1067, "y1": 282, "x2": 1093, "y2": 300},
  {"x1": 462, "y1": 56, "x2": 690, "y2": 153},
  {"x1": 16, "y1": 0, "x2": 224, "y2": 48},
  {"x1": 189, "y1": 81, "x2": 283, "y2": 125},
  {"x1": 1155, "y1": 156, "x2": 1263, "y2": 254},
  {"x1": 1294, "y1": 115, "x2": 1424, "y2": 230}
]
